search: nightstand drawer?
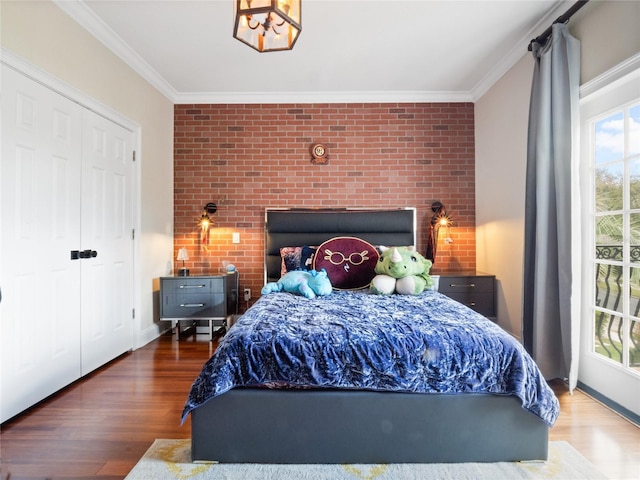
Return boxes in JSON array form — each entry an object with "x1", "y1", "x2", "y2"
[
  {"x1": 438, "y1": 274, "x2": 496, "y2": 318},
  {"x1": 161, "y1": 277, "x2": 223, "y2": 294},
  {"x1": 160, "y1": 277, "x2": 226, "y2": 319},
  {"x1": 162, "y1": 292, "x2": 225, "y2": 318},
  {"x1": 438, "y1": 275, "x2": 494, "y2": 293},
  {"x1": 440, "y1": 291, "x2": 495, "y2": 316}
]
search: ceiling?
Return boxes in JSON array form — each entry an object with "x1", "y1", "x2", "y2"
[{"x1": 55, "y1": 0, "x2": 570, "y2": 104}]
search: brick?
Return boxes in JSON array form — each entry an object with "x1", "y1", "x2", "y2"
[{"x1": 173, "y1": 103, "x2": 477, "y2": 309}]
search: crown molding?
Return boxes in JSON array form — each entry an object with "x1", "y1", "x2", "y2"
[
  {"x1": 53, "y1": 0, "x2": 179, "y2": 103},
  {"x1": 580, "y1": 52, "x2": 640, "y2": 100},
  {"x1": 470, "y1": 0, "x2": 573, "y2": 101},
  {"x1": 174, "y1": 90, "x2": 474, "y2": 105}
]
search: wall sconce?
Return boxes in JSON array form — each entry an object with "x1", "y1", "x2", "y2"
[
  {"x1": 198, "y1": 202, "x2": 217, "y2": 244},
  {"x1": 233, "y1": 0, "x2": 302, "y2": 53},
  {"x1": 177, "y1": 247, "x2": 189, "y2": 276},
  {"x1": 426, "y1": 201, "x2": 453, "y2": 263}
]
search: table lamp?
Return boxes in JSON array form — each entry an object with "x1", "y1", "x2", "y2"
[{"x1": 177, "y1": 247, "x2": 189, "y2": 276}]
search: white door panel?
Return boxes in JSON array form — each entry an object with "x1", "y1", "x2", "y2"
[
  {"x1": 80, "y1": 109, "x2": 134, "y2": 375},
  {"x1": 1, "y1": 65, "x2": 82, "y2": 422}
]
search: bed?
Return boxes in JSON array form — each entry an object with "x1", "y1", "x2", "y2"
[{"x1": 182, "y1": 208, "x2": 559, "y2": 464}]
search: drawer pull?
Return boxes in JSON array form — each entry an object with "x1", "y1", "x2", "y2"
[
  {"x1": 449, "y1": 283, "x2": 475, "y2": 288},
  {"x1": 180, "y1": 303, "x2": 205, "y2": 308},
  {"x1": 179, "y1": 284, "x2": 206, "y2": 289}
]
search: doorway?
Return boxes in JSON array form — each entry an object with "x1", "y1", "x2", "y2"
[{"x1": 578, "y1": 66, "x2": 640, "y2": 418}]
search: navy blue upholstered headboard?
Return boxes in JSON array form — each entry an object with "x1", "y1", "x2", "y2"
[{"x1": 264, "y1": 208, "x2": 416, "y2": 283}]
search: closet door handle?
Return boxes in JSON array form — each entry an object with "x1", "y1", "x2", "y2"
[{"x1": 71, "y1": 250, "x2": 98, "y2": 259}]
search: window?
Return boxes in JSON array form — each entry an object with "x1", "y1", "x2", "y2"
[{"x1": 590, "y1": 100, "x2": 640, "y2": 371}]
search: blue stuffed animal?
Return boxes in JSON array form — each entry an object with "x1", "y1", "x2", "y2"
[{"x1": 261, "y1": 269, "x2": 333, "y2": 299}]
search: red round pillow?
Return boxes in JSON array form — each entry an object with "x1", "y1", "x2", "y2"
[{"x1": 313, "y1": 237, "x2": 379, "y2": 290}]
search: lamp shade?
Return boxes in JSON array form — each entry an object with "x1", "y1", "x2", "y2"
[
  {"x1": 177, "y1": 247, "x2": 189, "y2": 261},
  {"x1": 234, "y1": 0, "x2": 302, "y2": 52}
]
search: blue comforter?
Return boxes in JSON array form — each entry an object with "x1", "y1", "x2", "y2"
[{"x1": 182, "y1": 290, "x2": 559, "y2": 426}]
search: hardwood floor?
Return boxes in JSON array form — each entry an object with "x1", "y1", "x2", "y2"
[
  {"x1": 549, "y1": 379, "x2": 640, "y2": 480},
  {"x1": 1, "y1": 332, "x2": 638, "y2": 479}
]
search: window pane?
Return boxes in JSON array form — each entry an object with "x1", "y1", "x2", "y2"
[
  {"x1": 630, "y1": 266, "x2": 640, "y2": 371},
  {"x1": 631, "y1": 266, "x2": 640, "y2": 315},
  {"x1": 632, "y1": 158, "x2": 640, "y2": 210},
  {"x1": 632, "y1": 212, "x2": 640, "y2": 252},
  {"x1": 595, "y1": 163, "x2": 623, "y2": 211},
  {"x1": 595, "y1": 263, "x2": 624, "y2": 314},
  {"x1": 631, "y1": 319, "x2": 640, "y2": 372},
  {"x1": 596, "y1": 214, "x2": 623, "y2": 253},
  {"x1": 630, "y1": 103, "x2": 640, "y2": 156},
  {"x1": 595, "y1": 111, "x2": 624, "y2": 164},
  {"x1": 593, "y1": 310, "x2": 623, "y2": 364}
]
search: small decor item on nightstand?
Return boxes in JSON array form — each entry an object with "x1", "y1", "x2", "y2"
[{"x1": 177, "y1": 247, "x2": 189, "y2": 276}]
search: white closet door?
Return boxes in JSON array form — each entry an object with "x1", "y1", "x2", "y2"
[
  {"x1": 80, "y1": 109, "x2": 134, "y2": 375},
  {"x1": 1, "y1": 65, "x2": 83, "y2": 422}
]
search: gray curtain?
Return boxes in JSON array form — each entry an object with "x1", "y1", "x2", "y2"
[{"x1": 523, "y1": 23, "x2": 581, "y2": 387}]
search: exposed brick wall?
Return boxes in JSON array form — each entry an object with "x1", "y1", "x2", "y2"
[{"x1": 174, "y1": 103, "x2": 475, "y2": 311}]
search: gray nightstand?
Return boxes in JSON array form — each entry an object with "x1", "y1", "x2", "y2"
[
  {"x1": 160, "y1": 271, "x2": 238, "y2": 340},
  {"x1": 437, "y1": 272, "x2": 496, "y2": 319}
]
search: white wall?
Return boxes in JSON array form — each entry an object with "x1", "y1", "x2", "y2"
[
  {"x1": 1, "y1": 0, "x2": 174, "y2": 347},
  {"x1": 475, "y1": 55, "x2": 532, "y2": 336},
  {"x1": 475, "y1": 0, "x2": 640, "y2": 337}
]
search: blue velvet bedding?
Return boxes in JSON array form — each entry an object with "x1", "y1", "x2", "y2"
[{"x1": 182, "y1": 290, "x2": 559, "y2": 427}]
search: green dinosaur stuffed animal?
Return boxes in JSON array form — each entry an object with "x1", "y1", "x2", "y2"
[{"x1": 370, "y1": 246, "x2": 433, "y2": 295}]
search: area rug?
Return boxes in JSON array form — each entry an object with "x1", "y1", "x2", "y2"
[{"x1": 125, "y1": 439, "x2": 607, "y2": 480}]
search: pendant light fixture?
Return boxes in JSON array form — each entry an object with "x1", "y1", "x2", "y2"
[{"x1": 233, "y1": 0, "x2": 302, "y2": 52}]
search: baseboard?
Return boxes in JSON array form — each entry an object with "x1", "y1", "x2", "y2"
[
  {"x1": 577, "y1": 381, "x2": 640, "y2": 427},
  {"x1": 135, "y1": 322, "x2": 168, "y2": 350}
]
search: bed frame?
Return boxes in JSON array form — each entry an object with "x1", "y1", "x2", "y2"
[{"x1": 190, "y1": 208, "x2": 549, "y2": 463}]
